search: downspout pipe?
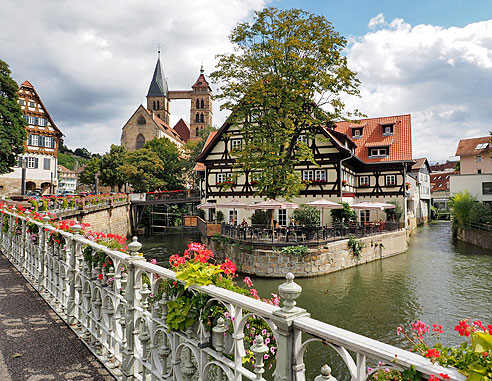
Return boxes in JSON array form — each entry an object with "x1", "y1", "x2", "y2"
[{"x1": 339, "y1": 148, "x2": 354, "y2": 203}]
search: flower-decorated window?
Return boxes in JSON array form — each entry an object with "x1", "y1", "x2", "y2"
[
  {"x1": 385, "y1": 174, "x2": 396, "y2": 186},
  {"x1": 302, "y1": 170, "x2": 313, "y2": 181},
  {"x1": 315, "y1": 169, "x2": 326, "y2": 181},
  {"x1": 359, "y1": 176, "x2": 369, "y2": 187}
]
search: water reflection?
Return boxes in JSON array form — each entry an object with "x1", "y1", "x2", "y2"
[{"x1": 140, "y1": 222, "x2": 492, "y2": 380}]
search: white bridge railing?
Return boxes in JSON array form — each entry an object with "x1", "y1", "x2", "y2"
[{"x1": 0, "y1": 208, "x2": 464, "y2": 381}]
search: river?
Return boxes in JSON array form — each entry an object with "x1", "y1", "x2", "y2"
[{"x1": 139, "y1": 222, "x2": 492, "y2": 379}]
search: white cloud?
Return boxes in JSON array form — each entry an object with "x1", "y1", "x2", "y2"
[
  {"x1": 345, "y1": 16, "x2": 492, "y2": 161},
  {"x1": 368, "y1": 13, "x2": 385, "y2": 29},
  {"x1": 0, "y1": 0, "x2": 266, "y2": 153}
]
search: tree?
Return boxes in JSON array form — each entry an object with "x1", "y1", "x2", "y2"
[
  {"x1": 0, "y1": 60, "x2": 26, "y2": 174},
  {"x1": 99, "y1": 145, "x2": 127, "y2": 192},
  {"x1": 120, "y1": 148, "x2": 166, "y2": 192},
  {"x1": 210, "y1": 7, "x2": 361, "y2": 199},
  {"x1": 79, "y1": 157, "x2": 100, "y2": 187},
  {"x1": 184, "y1": 125, "x2": 216, "y2": 185},
  {"x1": 74, "y1": 147, "x2": 92, "y2": 159},
  {"x1": 330, "y1": 202, "x2": 356, "y2": 223},
  {"x1": 144, "y1": 138, "x2": 186, "y2": 190}
]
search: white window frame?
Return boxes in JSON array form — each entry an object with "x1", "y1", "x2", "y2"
[
  {"x1": 278, "y1": 209, "x2": 287, "y2": 226},
  {"x1": 26, "y1": 157, "x2": 36, "y2": 169},
  {"x1": 28, "y1": 116, "x2": 36, "y2": 125},
  {"x1": 382, "y1": 124, "x2": 394, "y2": 136},
  {"x1": 31, "y1": 135, "x2": 38, "y2": 146},
  {"x1": 228, "y1": 210, "x2": 238, "y2": 224},
  {"x1": 315, "y1": 169, "x2": 326, "y2": 181},
  {"x1": 216, "y1": 173, "x2": 226, "y2": 184},
  {"x1": 297, "y1": 135, "x2": 308, "y2": 144},
  {"x1": 29, "y1": 101, "x2": 36, "y2": 107},
  {"x1": 370, "y1": 148, "x2": 387, "y2": 157},
  {"x1": 359, "y1": 176, "x2": 369, "y2": 187},
  {"x1": 385, "y1": 175, "x2": 396, "y2": 186},
  {"x1": 302, "y1": 170, "x2": 313, "y2": 181},
  {"x1": 231, "y1": 139, "x2": 242, "y2": 150}
]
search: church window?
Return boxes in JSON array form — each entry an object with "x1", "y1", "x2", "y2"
[
  {"x1": 201, "y1": 99, "x2": 204, "y2": 108},
  {"x1": 137, "y1": 116, "x2": 146, "y2": 125},
  {"x1": 196, "y1": 99, "x2": 200, "y2": 109},
  {"x1": 157, "y1": 100, "x2": 160, "y2": 109},
  {"x1": 195, "y1": 113, "x2": 199, "y2": 122},
  {"x1": 196, "y1": 128, "x2": 199, "y2": 137},
  {"x1": 153, "y1": 101, "x2": 156, "y2": 109},
  {"x1": 200, "y1": 113, "x2": 204, "y2": 123},
  {"x1": 157, "y1": 114, "x2": 160, "y2": 119},
  {"x1": 136, "y1": 134, "x2": 145, "y2": 149}
]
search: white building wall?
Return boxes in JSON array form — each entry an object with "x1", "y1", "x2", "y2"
[{"x1": 450, "y1": 174, "x2": 492, "y2": 203}]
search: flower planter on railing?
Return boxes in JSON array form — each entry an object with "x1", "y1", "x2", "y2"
[{"x1": 0, "y1": 203, "x2": 467, "y2": 381}]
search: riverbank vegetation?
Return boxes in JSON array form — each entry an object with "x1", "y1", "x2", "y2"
[{"x1": 449, "y1": 191, "x2": 492, "y2": 236}]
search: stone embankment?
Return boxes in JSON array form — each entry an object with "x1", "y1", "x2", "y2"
[
  {"x1": 457, "y1": 227, "x2": 492, "y2": 251},
  {"x1": 209, "y1": 229, "x2": 408, "y2": 278}
]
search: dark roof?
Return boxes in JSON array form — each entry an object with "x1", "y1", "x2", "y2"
[
  {"x1": 147, "y1": 57, "x2": 168, "y2": 97},
  {"x1": 455, "y1": 136, "x2": 491, "y2": 156},
  {"x1": 430, "y1": 171, "x2": 457, "y2": 192}
]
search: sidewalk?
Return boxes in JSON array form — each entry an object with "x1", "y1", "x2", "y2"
[{"x1": 0, "y1": 253, "x2": 114, "y2": 381}]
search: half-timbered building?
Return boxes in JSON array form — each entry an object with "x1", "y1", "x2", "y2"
[
  {"x1": 0, "y1": 80, "x2": 63, "y2": 196},
  {"x1": 195, "y1": 114, "x2": 414, "y2": 226}
]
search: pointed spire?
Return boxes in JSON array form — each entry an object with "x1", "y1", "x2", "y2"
[
  {"x1": 200, "y1": 63, "x2": 204, "y2": 74},
  {"x1": 147, "y1": 55, "x2": 168, "y2": 97}
]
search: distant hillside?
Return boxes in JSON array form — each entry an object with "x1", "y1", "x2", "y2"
[{"x1": 58, "y1": 152, "x2": 89, "y2": 171}]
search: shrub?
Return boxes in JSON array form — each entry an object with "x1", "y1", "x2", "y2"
[
  {"x1": 280, "y1": 245, "x2": 308, "y2": 256},
  {"x1": 292, "y1": 205, "x2": 320, "y2": 229},
  {"x1": 385, "y1": 200, "x2": 403, "y2": 222},
  {"x1": 331, "y1": 202, "x2": 356, "y2": 224},
  {"x1": 216, "y1": 210, "x2": 224, "y2": 223},
  {"x1": 250, "y1": 209, "x2": 270, "y2": 227}
]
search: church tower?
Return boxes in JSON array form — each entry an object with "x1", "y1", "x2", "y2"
[
  {"x1": 189, "y1": 65, "x2": 213, "y2": 140},
  {"x1": 146, "y1": 55, "x2": 170, "y2": 125}
]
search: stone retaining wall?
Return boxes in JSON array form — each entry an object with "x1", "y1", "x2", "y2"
[
  {"x1": 457, "y1": 228, "x2": 492, "y2": 251},
  {"x1": 208, "y1": 230, "x2": 408, "y2": 277}
]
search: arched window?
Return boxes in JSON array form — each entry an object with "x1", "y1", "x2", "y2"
[
  {"x1": 201, "y1": 99, "x2": 204, "y2": 109},
  {"x1": 153, "y1": 101, "x2": 156, "y2": 109},
  {"x1": 200, "y1": 113, "x2": 204, "y2": 123},
  {"x1": 136, "y1": 134, "x2": 145, "y2": 149},
  {"x1": 157, "y1": 114, "x2": 160, "y2": 119},
  {"x1": 157, "y1": 100, "x2": 160, "y2": 109},
  {"x1": 195, "y1": 113, "x2": 199, "y2": 122},
  {"x1": 137, "y1": 116, "x2": 146, "y2": 125},
  {"x1": 195, "y1": 127, "x2": 199, "y2": 137},
  {"x1": 196, "y1": 99, "x2": 200, "y2": 109}
]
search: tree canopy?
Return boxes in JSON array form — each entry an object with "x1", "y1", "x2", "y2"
[
  {"x1": 144, "y1": 138, "x2": 185, "y2": 190},
  {"x1": 210, "y1": 7, "x2": 361, "y2": 199},
  {"x1": 79, "y1": 156, "x2": 100, "y2": 187},
  {"x1": 99, "y1": 145, "x2": 128, "y2": 192},
  {"x1": 120, "y1": 148, "x2": 166, "y2": 192},
  {"x1": 0, "y1": 60, "x2": 26, "y2": 174}
]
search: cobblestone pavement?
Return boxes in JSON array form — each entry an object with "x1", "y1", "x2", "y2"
[{"x1": 0, "y1": 253, "x2": 115, "y2": 381}]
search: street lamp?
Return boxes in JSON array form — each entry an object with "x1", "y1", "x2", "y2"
[{"x1": 20, "y1": 157, "x2": 27, "y2": 195}]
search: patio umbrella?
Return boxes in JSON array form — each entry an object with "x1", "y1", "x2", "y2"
[
  {"x1": 215, "y1": 199, "x2": 249, "y2": 224},
  {"x1": 351, "y1": 202, "x2": 395, "y2": 211},
  {"x1": 197, "y1": 202, "x2": 216, "y2": 209},
  {"x1": 306, "y1": 199, "x2": 343, "y2": 226}
]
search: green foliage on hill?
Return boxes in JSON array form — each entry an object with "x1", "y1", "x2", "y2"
[{"x1": 58, "y1": 152, "x2": 89, "y2": 171}]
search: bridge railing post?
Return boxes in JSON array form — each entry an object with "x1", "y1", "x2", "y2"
[{"x1": 67, "y1": 224, "x2": 81, "y2": 325}]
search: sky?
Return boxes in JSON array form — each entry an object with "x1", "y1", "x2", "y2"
[{"x1": 1, "y1": 0, "x2": 491, "y2": 162}]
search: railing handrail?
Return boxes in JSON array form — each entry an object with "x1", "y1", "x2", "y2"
[{"x1": 0, "y1": 206, "x2": 466, "y2": 380}]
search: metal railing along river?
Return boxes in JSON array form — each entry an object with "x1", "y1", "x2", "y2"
[{"x1": 0, "y1": 206, "x2": 464, "y2": 380}]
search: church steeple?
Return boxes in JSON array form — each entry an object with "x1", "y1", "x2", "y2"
[
  {"x1": 147, "y1": 56, "x2": 168, "y2": 97},
  {"x1": 146, "y1": 54, "x2": 170, "y2": 124}
]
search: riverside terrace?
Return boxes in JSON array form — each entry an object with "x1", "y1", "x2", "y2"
[{"x1": 0, "y1": 206, "x2": 465, "y2": 381}]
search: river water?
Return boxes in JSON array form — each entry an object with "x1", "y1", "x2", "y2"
[{"x1": 139, "y1": 222, "x2": 492, "y2": 379}]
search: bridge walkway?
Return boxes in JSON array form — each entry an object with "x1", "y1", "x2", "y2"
[{"x1": 0, "y1": 253, "x2": 114, "y2": 381}]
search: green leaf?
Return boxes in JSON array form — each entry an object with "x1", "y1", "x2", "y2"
[{"x1": 472, "y1": 332, "x2": 492, "y2": 353}]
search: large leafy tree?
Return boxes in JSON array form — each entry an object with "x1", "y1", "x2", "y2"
[
  {"x1": 210, "y1": 7, "x2": 361, "y2": 199},
  {"x1": 99, "y1": 145, "x2": 127, "y2": 192},
  {"x1": 184, "y1": 125, "x2": 216, "y2": 179},
  {"x1": 144, "y1": 138, "x2": 186, "y2": 190},
  {"x1": 79, "y1": 156, "x2": 100, "y2": 187},
  {"x1": 0, "y1": 60, "x2": 26, "y2": 174},
  {"x1": 120, "y1": 148, "x2": 166, "y2": 192}
]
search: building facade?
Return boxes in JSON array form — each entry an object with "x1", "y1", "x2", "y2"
[
  {"x1": 195, "y1": 115, "x2": 413, "y2": 225},
  {"x1": 450, "y1": 136, "x2": 492, "y2": 204},
  {"x1": 57, "y1": 165, "x2": 77, "y2": 194},
  {"x1": 0, "y1": 81, "x2": 63, "y2": 196},
  {"x1": 121, "y1": 57, "x2": 213, "y2": 151},
  {"x1": 407, "y1": 158, "x2": 431, "y2": 224},
  {"x1": 430, "y1": 171, "x2": 456, "y2": 211}
]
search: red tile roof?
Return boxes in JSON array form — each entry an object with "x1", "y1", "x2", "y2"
[
  {"x1": 21, "y1": 80, "x2": 34, "y2": 88},
  {"x1": 455, "y1": 136, "x2": 491, "y2": 156},
  {"x1": 335, "y1": 114, "x2": 412, "y2": 163},
  {"x1": 192, "y1": 73, "x2": 211, "y2": 89},
  {"x1": 430, "y1": 171, "x2": 457, "y2": 192},
  {"x1": 412, "y1": 158, "x2": 428, "y2": 171},
  {"x1": 194, "y1": 130, "x2": 218, "y2": 171},
  {"x1": 173, "y1": 118, "x2": 190, "y2": 142}
]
